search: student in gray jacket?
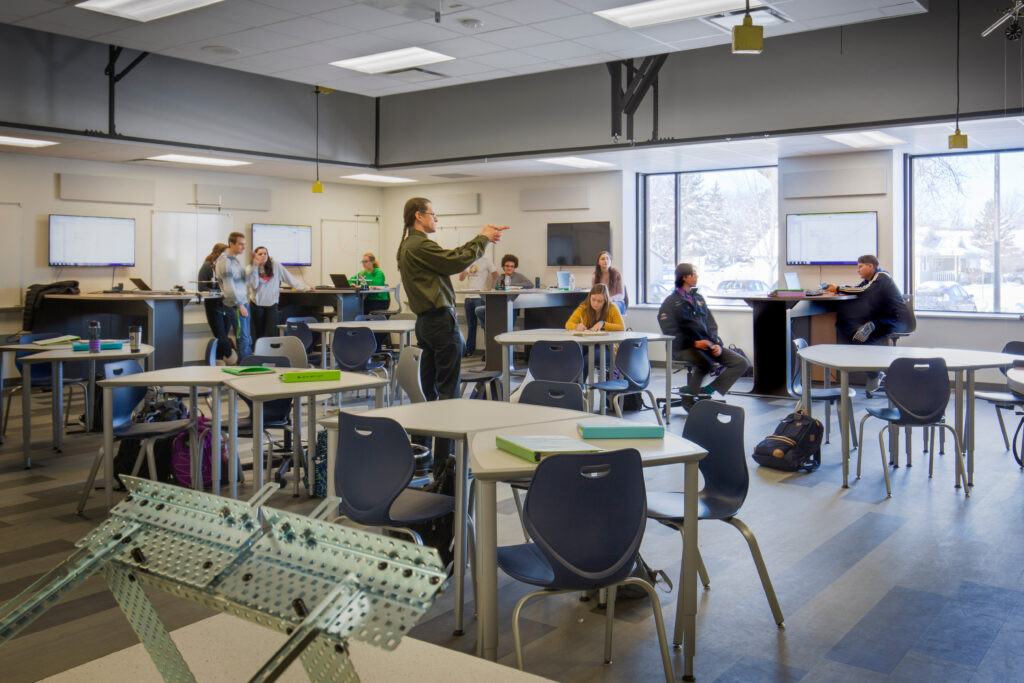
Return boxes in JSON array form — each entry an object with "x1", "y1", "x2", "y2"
[{"x1": 247, "y1": 245, "x2": 310, "y2": 342}]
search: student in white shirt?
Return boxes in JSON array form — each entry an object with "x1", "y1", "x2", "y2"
[
  {"x1": 215, "y1": 232, "x2": 252, "y2": 360},
  {"x1": 458, "y1": 254, "x2": 497, "y2": 356},
  {"x1": 247, "y1": 245, "x2": 309, "y2": 341}
]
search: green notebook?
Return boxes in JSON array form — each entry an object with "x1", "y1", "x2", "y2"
[
  {"x1": 221, "y1": 366, "x2": 275, "y2": 376},
  {"x1": 576, "y1": 421, "x2": 664, "y2": 439},
  {"x1": 36, "y1": 334, "x2": 80, "y2": 346},
  {"x1": 495, "y1": 434, "x2": 602, "y2": 463},
  {"x1": 278, "y1": 370, "x2": 341, "y2": 383}
]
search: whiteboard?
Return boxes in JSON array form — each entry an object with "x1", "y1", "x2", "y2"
[
  {"x1": 434, "y1": 225, "x2": 496, "y2": 262},
  {"x1": 251, "y1": 223, "x2": 312, "y2": 266},
  {"x1": 321, "y1": 219, "x2": 380, "y2": 284},
  {"x1": 151, "y1": 211, "x2": 234, "y2": 290},
  {"x1": 0, "y1": 203, "x2": 22, "y2": 306}
]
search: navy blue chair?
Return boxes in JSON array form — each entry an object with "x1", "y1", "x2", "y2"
[
  {"x1": 587, "y1": 337, "x2": 663, "y2": 425},
  {"x1": 2, "y1": 333, "x2": 90, "y2": 437},
  {"x1": 856, "y1": 357, "x2": 965, "y2": 497},
  {"x1": 332, "y1": 326, "x2": 389, "y2": 403},
  {"x1": 520, "y1": 380, "x2": 586, "y2": 411},
  {"x1": 283, "y1": 320, "x2": 322, "y2": 366},
  {"x1": 974, "y1": 341, "x2": 1024, "y2": 450},
  {"x1": 497, "y1": 449, "x2": 673, "y2": 680},
  {"x1": 334, "y1": 412, "x2": 454, "y2": 548},
  {"x1": 76, "y1": 360, "x2": 192, "y2": 513},
  {"x1": 236, "y1": 354, "x2": 295, "y2": 482},
  {"x1": 527, "y1": 340, "x2": 584, "y2": 384},
  {"x1": 646, "y1": 401, "x2": 784, "y2": 644}
]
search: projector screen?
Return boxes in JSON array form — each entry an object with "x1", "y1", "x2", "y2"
[
  {"x1": 49, "y1": 214, "x2": 136, "y2": 267},
  {"x1": 251, "y1": 223, "x2": 312, "y2": 267},
  {"x1": 786, "y1": 212, "x2": 878, "y2": 265}
]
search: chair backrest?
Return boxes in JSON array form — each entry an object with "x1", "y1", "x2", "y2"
[
  {"x1": 332, "y1": 326, "x2": 377, "y2": 372},
  {"x1": 527, "y1": 340, "x2": 584, "y2": 384},
  {"x1": 238, "y1": 354, "x2": 293, "y2": 422},
  {"x1": 387, "y1": 283, "x2": 403, "y2": 316},
  {"x1": 335, "y1": 412, "x2": 415, "y2": 526},
  {"x1": 1001, "y1": 341, "x2": 1024, "y2": 377},
  {"x1": 15, "y1": 332, "x2": 62, "y2": 383},
  {"x1": 683, "y1": 400, "x2": 748, "y2": 515},
  {"x1": 519, "y1": 380, "x2": 586, "y2": 411},
  {"x1": 283, "y1": 321, "x2": 314, "y2": 353},
  {"x1": 355, "y1": 314, "x2": 387, "y2": 321},
  {"x1": 789, "y1": 337, "x2": 809, "y2": 397},
  {"x1": 104, "y1": 359, "x2": 147, "y2": 431},
  {"x1": 901, "y1": 294, "x2": 917, "y2": 334},
  {"x1": 254, "y1": 335, "x2": 308, "y2": 370},
  {"x1": 613, "y1": 337, "x2": 651, "y2": 390},
  {"x1": 204, "y1": 337, "x2": 218, "y2": 366},
  {"x1": 397, "y1": 346, "x2": 427, "y2": 403},
  {"x1": 524, "y1": 449, "x2": 645, "y2": 590},
  {"x1": 285, "y1": 316, "x2": 317, "y2": 324},
  {"x1": 885, "y1": 357, "x2": 950, "y2": 425}
]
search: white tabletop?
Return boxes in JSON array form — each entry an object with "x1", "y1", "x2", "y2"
[
  {"x1": 469, "y1": 416, "x2": 706, "y2": 481},
  {"x1": 99, "y1": 364, "x2": 233, "y2": 387},
  {"x1": 318, "y1": 398, "x2": 592, "y2": 439},
  {"x1": 285, "y1": 320, "x2": 415, "y2": 334},
  {"x1": 462, "y1": 288, "x2": 586, "y2": 295},
  {"x1": 494, "y1": 328, "x2": 671, "y2": 345},
  {"x1": 797, "y1": 344, "x2": 1020, "y2": 372},
  {"x1": 1008, "y1": 368, "x2": 1024, "y2": 394},
  {"x1": 25, "y1": 343, "x2": 155, "y2": 363},
  {"x1": 228, "y1": 368, "x2": 387, "y2": 401}
]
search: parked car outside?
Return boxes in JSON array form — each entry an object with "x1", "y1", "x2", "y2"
[
  {"x1": 915, "y1": 281, "x2": 977, "y2": 312},
  {"x1": 714, "y1": 279, "x2": 771, "y2": 296}
]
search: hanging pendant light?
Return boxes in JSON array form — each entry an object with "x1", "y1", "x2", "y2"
[
  {"x1": 949, "y1": 0, "x2": 968, "y2": 148},
  {"x1": 313, "y1": 86, "x2": 325, "y2": 193},
  {"x1": 732, "y1": 0, "x2": 763, "y2": 54}
]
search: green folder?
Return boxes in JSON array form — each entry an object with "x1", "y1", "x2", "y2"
[
  {"x1": 221, "y1": 366, "x2": 275, "y2": 376},
  {"x1": 278, "y1": 369, "x2": 341, "y2": 383},
  {"x1": 495, "y1": 434, "x2": 602, "y2": 463},
  {"x1": 576, "y1": 421, "x2": 664, "y2": 439}
]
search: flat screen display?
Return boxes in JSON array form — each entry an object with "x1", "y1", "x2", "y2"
[
  {"x1": 49, "y1": 214, "x2": 136, "y2": 267},
  {"x1": 251, "y1": 223, "x2": 312, "y2": 267},
  {"x1": 547, "y1": 221, "x2": 611, "y2": 267},
  {"x1": 786, "y1": 212, "x2": 878, "y2": 265}
]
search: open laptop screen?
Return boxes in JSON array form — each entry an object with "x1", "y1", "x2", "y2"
[{"x1": 783, "y1": 272, "x2": 801, "y2": 290}]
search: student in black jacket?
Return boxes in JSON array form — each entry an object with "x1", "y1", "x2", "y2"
[{"x1": 657, "y1": 263, "x2": 749, "y2": 398}]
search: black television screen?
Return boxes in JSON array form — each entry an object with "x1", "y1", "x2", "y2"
[
  {"x1": 251, "y1": 223, "x2": 312, "y2": 266},
  {"x1": 547, "y1": 221, "x2": 611, "y2": 266},
  {"x1": 49, "y1": 214, "x2": 135, "y2": 267},
  {"x1": 786, "y1": 211, "x2": 878, "y2": 265}
]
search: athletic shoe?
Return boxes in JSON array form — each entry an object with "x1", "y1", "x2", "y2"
[{"x1": 853, "y1": 321, "x2": 875, "y2": 343}]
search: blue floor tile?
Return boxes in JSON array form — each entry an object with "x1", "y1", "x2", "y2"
[
  {"x1": 713, "y1": 655, "x2": 807, "y2": 682},
  {"x1": 912, "y1": 581, "x2": 1024, "y2": 667}
]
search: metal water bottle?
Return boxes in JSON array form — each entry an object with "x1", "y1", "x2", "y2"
[{"x1": 88, "y1": 320, "x2": 101, "y2": 353}]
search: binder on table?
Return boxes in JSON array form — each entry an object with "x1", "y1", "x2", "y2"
[
  {"x1": 278, "y1": 369, "x2": 341, "y2": 383},
  {"x1": 495, "y1": 434, "x2": 602, "y2": 463},
  {"x1": 221, "y1": 366, "x2": 275, "y2": 376},
  {"x1": 576, "y1": 421, "x2": 665, "y2": 439}
]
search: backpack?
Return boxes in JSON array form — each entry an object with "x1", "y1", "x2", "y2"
[
  {"x1": 752, "y1": 410, "x2": 823, "y2": 472},
  {"x1": 170, "y1": 416, "x2": 229, "y2": 488},
  {"x1": 112, "y1": 438, "x2": 174, "y2": 489},
  {"x1": 22, "y1": 280, "x2": 79, "y2": 331}
]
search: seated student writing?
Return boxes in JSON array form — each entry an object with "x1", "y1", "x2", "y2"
[{"x1": 565, "y1": 283, "x2": 625, "y2": 332}]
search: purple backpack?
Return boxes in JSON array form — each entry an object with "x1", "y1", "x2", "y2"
[{"x1": 170, "y1": 416, "x2": 228, "y2": 488}]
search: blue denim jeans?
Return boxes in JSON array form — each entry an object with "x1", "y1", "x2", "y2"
[
  {"x1": 235, "y1": 307, "x2": 253, "y2": 360},
  {"x1": 463, "y1": 297, "x2": 484, "y2": 354}
]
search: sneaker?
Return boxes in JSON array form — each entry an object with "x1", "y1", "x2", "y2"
[
  {"x1": 852, "y1": 321, "x2": 875, "y2": 343},
  {"x1": 864, "y1": 374, "x2": 881, "y2": 395},
  {"x1": 699, "y1": 386, "x2": 716, "y2": 396}
]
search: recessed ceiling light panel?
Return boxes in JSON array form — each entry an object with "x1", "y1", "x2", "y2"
[
  {"x1": 0, "y1": 135, "x2": 59, "y2": 148},
  {"x1": 330, "y1": 48, "x2": 454, "y2": 74},
  {"x1": 341, "y1": 173, "x2": 417, "y2": 183},
  {"x1": 147, "y1": 153, "x2": 251, "y2": 166},
  {"x1": 596, "y1": 0, "x2": 763, "y2": 29},
  {"x1": 706, "y1": 6, "x2": 787, "y2": 30},
  {"x1": 537, "y1": 157, "x2": 615, "y2": 169},
  {"x1": 823, "y1": 131, "x2": 907, "y2": 148},
  {"x1": 76, "y1": 0, "x2": 227, "y2": 23}
]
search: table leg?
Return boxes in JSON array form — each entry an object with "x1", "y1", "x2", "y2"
[
  {"x1": 306, "y1": 394, "x2": 317, "y2": 496},
  {"x1": 801, "y1": 358, "x2": 812, "y2": 417},
  {"x1": 501, "y1": 345, "x2": 511, "y2": 401},
  {"x1": 954, "y1": 370, "x2": 965, "y2": 489},
  {"x1": 103, "y1": 386, "x2": 114, "y2": 508},
  {"x1": 228, "y1": 389, "x2": 238, "y2": 500},
  {"x1": 679, "y1": 460, "x2": 699, "y2": 680},
  {"x1": 453, "y1": 439, "x2": 469, "y2": 635},
  {"x1": 212, "y1": 386, "x2": 222, "y2": 495},
  {"x1": 53, "y1": 361, "x2": 63, "y2": 451},
  {"x1": 321, "y1": 331, "x2": 328, "y2": 370},
  {"x1": 22, "y1": 360, "x2": 33, "y2": 468},
  {"x1": 253, "y1": 399, "x2": 264, "y2": 490},
  {"x1": 587, "y1": 345, "x2": 596, "y2": 412},
  {"x1": 189, "y1": 387, "x2": 200, "y2": 490},
  {"x1": 966, "y1": 370, "x2": 976, "y2": 486},
  {"x1": 0, "y1": 349, "x2": 6, "y2": 445},
  {"x1": 86, "y1": 359, "x2": 97, "y2": 433},
  {"x1": 664, "y1": 339, "x2": 672, "y2": 425},
  {"x1": 375, "y1": 385, "x2": 384, "y2": 409},
  {"x1": 840, "y1": 370, "x2": 850, "y2": 487},
  {"x1": 476, "y1": 478, "x2": 498, "y2": 661},
  {"x1": 292, "y1": 395, "x2": 303, "y2": 496}
]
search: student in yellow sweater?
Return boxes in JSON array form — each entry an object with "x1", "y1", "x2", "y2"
[{"x1": 565, "y1": 283, "x2": 625, "y2": 332}]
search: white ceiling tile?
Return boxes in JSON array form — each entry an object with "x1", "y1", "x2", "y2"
[
  {"x1": 163, "y1": 42, "x2": 261, "y2": 64},
  {"x1": 274, "y1": 41, "x2": 356, "y2": 63},
  {"x1": 221, "y1": 51, "x2": 312, "y2": 73},
  {"x1": 576, "y1": 30, "x2": 667, "y2": 52},
  {"x1": 370, "y1": 20, "x2": 462, "y2": 44},
  {"x1": 320, "y1": 32, "x2": 408, "y2": 58},
  {"x1": 439, "y1": 9, "x2": 518, "y2": 34},
  {"x1": 429, "y1": 58, "x2": 494, "y2": 76},
  {"x1": 506, "y1": 62, "x2": 561, "y2": 75},
  {"x1": 520, "y1": 40, "x2": 598, "y2": 61},
  {"x1": 273, "y1": 63, "x2": 353, "y2": 83},
  {"x1": 253, "y1": 0, "x2": 356, "y2": 13},
  {"x1": 421, "y1": 35, "x2": 503, "y2": 58},
  {"x1": 0, "y1": 0, "x2": 64, "y2": 21},
  {"x1": 440, "y1": 0, "x2": 508, "y2": 7},
  {"x1": 558, "y1": 0, "x2": 628, "y2": 12},
  {"x1": 264, "y1": 16, "x2": 360, "y2": 41},
  {"x1": 668, "y1": 35, "x2": 728, "y2": 50},
  {"x1": 558, "y1": 54, "x2": 613, "y2": 67},
  {"x1": 199, "y1": 0, "x2": 298, "y2": 27},
  {"x1": 485, "y1": 0, "x2": 579, "y2": 23},
  {"x1": 314, "y1": 4, "x2": 411, "y2": 31},
  {"x1": 13, "y1": 7, "x2": 134, "y2": 38},
  {"x1": 96, "y1": 14, "x2": 250, "y2": 52},
  {"x1": 484, "y1": 25, "x2": 564, "y2": 48},
  {"x1": 217, "y1": 27, "x2": 309, "y2": 50},
  {"x1": 531, "y1": 13, "x2": 616, "y2": 39},
  {"x1": 471, "y1": 49, "x2": 545, "y2": 68}
]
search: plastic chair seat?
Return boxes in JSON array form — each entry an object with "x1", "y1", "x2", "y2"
[
  {"x1": 496, "y1": 543, "x2": 556, "y2": 586},
  {"x1": 236, "y1": 415, "x2": 291, "y2": 434},
  {"x1": 388, "y1": 488, "x2": 455, "y2": 525},
  {"x1": 865, "y1": 405, "x2": 901, "y2": 422},
  {"x1": 974, "y1": 390, "x2": 1023, "y2": 405},
  {"x1": 161, "y1": 385, "x2": 212, "y2": 398},
  {"x1": 806, "y1": 386, "x2": 855, "y2": 401},
  {"x1": 645, "y1": 491, "x2": 740, "y2": 522},
  {"x1": 589, "y1": 378, "x2": 629, "y2": 392},
  {"x1": 462, "y1": 369, "x2": 502, "y2": 382},
  {"x1": 112, "y1": 418, "x2": 192, "y2": 440}
]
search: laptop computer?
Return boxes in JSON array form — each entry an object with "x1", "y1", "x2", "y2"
[
  {"x1": 782, "y1": 272, "x2": 802, "y2": 290},
  {"x1": 329, "y1": 274, "x2": 356, "y2": 289},
  {"x1": 130, "y1": 277, "x2": 151, "y2": 291}
]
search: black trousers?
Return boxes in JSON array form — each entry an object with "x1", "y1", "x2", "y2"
[
  {"x1": 363, "y1": 298, "x2": 390, "y2": 315},
  {"x1": 251, "y1": 303, "x2": 279, "y2": 342},
  {"x1": 208, "y1": 302, "x2": 235, "y2": 359},
  {"x1": 415, "y1": 307, "x2": 463, "y2": 474}
]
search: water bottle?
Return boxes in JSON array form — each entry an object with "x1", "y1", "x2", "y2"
[
  {"x1": 569, "y1": 273, "x2": 576, "y2": 289},
  {"x1": 534, "y1": 276, "x2": 541, "y2": 289},
  {"x1": 88, "y1": 320, "x2": 101, "y2": 353}
]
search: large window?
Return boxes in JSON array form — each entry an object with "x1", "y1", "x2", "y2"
[
  {"x1": 911, "y1": 150, "x2": 1024, "y2": 314},
  {"x1": 641, "y1": 167, "x2": 778, "y2": 305}
]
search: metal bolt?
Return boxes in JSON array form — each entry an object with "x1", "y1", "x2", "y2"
[
  {"x1": 429, "y1": 576, "x2": 440, "y2": 585},
  {"x1": 402, "y1": 569, "x2": 412, "y2": 578},
  {"x1": 202, "y1": 561, "x2": 213, "y2": 569},
  {"x1": 378, "y1": 561, "x2": 388, "y2": 571},
  {"x1": 139, "y1": 499, "x2": 148, "y2": 507},
  {"x1": 242, "y1": 573, "x2": 253, "y2": 582},
  {"x1": 121, "y1": 536, "x2": 132, "y2": 544},
  {"x1": 130, "y1": 547, "x2": 146, "y2": 565},
  {"x1": 112, "y1": 533, "x2": 122, "y2": 540},
  {"x1": 155, "y1": 503, "x2": 164, "y2": 511},
  {"x1": 292, "y1": 598, "x2": 308, "y2": 618},
  {"x1": 128, "y1": 574, "x2": 136, "y2": 583}
]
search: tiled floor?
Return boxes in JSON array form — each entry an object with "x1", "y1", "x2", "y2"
[{"x1": 1, "y1": 370, "x2": 1023, "y2": 682}]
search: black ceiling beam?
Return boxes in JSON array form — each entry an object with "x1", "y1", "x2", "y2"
[
  {"x1": 105, "y1": 45, "x2": 150, "y2": 136},
  {"x1": 607, "y1": 54, "x2": 668, "y2": 143}
]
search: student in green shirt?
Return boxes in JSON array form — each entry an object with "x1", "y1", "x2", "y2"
[{"x1": 351, "y1": 252, "x2": 389, "y2": 314}]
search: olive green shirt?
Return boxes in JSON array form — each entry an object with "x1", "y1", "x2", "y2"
[{"x1": 398, "y1": 230, "x2": 488, "y2": 314}]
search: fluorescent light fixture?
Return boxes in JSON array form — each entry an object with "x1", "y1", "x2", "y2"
[
  {"x1": 147, "y1": 154, "x2": 251, "y2": 166},
  {"x1": 596, "y1": 0, "x2": 763, "y2": 29},
  {"x1": 537, "y1": 157, "x2": 615, "y2": 169},
  {"x1": 341, "y1": 173, "x2": 417, "y2": 183},
  {"x1": 76, "y1": 0, "x2": 227, "y2": 22},
  {"x1": 0, "y1": 135, "x2": 59, "y2": 148},
  {"x1": 330, "y1": 48, "x2": 454, "y2": 74},
  {"x1": 823, "y1": 131, "x2": 907, "y2": 148}
]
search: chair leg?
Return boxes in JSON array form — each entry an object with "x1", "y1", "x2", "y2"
[
  {"x1": 941, "y1": 424, "x2": 967, "y2": 495},
  {"x1": 644, "y1": 390, "x2": 665, "y2": 426},
  {"x1": 695, "y1": 545, "x2": 710, "y2": 588},
  {"x1": 2, "y1": 386, "x2": 21, "y2": 436},
  {"x1": 620, "y1": 577, "x2": 674, "y2": 683},
  {"x1": 877, "y1": 428, "x2": 893, "y2": 497},
  {"x1": 995, "y1": 405, "x2": 1011, "y2": 450},
  {"x1": 612, "y1": 394, "x2": 624, "y2": 419},
  {"x1": 905, "y1": 426, "x2": 912, "y2": 466},
  {"x1": 511, "y1": 590, "x2": 547, "y2": 671},
  {"x1": 848, "y1": 404, "x2": 858, "y2": 449},
  {"x1": 77, "y1": 446, "x2": 105, "y2": 515},
  {"x1": 511, "y1": 486, "x2": 530, "y2": 541},
  {"x1": 145, "y1": 439, "x2": 158, "y2": 481},
  {"x1": 856, "y1": 414, "x2": 872, "y2": 479},
  {"x1": 604, "y1": 583, "x2": 617, "y2": 663},
  {"x1": 824, "y1": 401, "x2": 832, "y2": 444},
  {"x1": 725, "y1": 518, "x2": 785, "y2": 627}
]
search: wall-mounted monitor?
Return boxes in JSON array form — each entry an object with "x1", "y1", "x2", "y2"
[
  {"x1": 251, "y1": 223, "x2": 312, "y2": 267},
  {"x1": 49, "y1": 214, "x2": 136, "y2": 267},
  {"x1": 786, "y1": 211, "x2": 878, "y2": 265},
  {"x1": 547, "y1": 221, "x2": 611, "y2": 267}
]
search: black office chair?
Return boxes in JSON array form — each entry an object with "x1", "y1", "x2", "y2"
[
  {"x1": 587, "y1": 336, "x2": 663, "y2": 425},
  {"x1": 790, "y1": 338, "x2": 857, "y2": 447},
  {"x1": 527, "y1": 340, "x2": 584, "y2": 384},
  {"x1": 856, "y1": 357, "x2": 965, "y2": 497},
  {"x1": 646, "y1": 400, "x2": 785, "y2": 645},
  {"x1": 974, "y1": 341, "x2": 1024, "y2": 450}
]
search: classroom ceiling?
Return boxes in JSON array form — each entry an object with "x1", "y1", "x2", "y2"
[{"x1": 1, "y1": 0, "x2": 929, "y2": 98}]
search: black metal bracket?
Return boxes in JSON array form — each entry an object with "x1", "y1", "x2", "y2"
[
  {"x1": 607, "y1": 54, "x2": 667, "y2": 143},
  {"x1": 105, "y1": 45, "x2": 150, "y2": 136}
]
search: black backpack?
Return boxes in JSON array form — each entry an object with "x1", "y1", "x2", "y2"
[
  {"x1": 22, "y1": 280, "x2": 79, "y2": 331},
  {"x1": 752, "y1": 410, "x2": 823, "y2": 472}
]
